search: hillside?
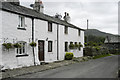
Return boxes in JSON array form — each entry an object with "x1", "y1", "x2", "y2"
[{"x1": 84, "y1": 29, "x2": 116, "y2": 38}]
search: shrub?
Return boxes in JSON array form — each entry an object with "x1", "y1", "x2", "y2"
[
  {"x1": 2, "y1": 43, "x2": 12, "y2": 49},
  {"x1": 93, "y1": 46, "x2": 100, "y2": 51},
  {"x1": 84, "y1": 43, "x2": 88, "y2": 46},
  {"x1": 69, "y1": 43, "x2": 75, "y2": 49},
  {"x1": 65, "y1": 52, "x2": 74, "y2": 60},
  {"x1": 29, "y1": 42, "x2": 37, "y2": 47},
  {"x1": 13, "y1": 43, "x2": 21, "y2": 48}
]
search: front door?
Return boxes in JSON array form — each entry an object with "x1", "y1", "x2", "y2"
[{"x1": 38, "y1": 40, "x2": 44, "y2": 61}]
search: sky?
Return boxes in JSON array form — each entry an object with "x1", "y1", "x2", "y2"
[{"x1": 20, "y1": 0, "x2": 119, "y2": 35}]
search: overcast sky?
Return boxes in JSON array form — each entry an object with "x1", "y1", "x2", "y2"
[{"x1": 20, "y1": 0, "x2": 119, "y2": 35}]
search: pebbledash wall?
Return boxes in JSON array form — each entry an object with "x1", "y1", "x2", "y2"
[{"x1": 1, "y1": 10, "x2": 84, "y2": 70}]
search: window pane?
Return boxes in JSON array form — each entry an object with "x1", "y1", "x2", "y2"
[
  {"x1": 23, "y1": 43, "x2": 25, "y2": 53},
  {"x1": 78, "y1": 30, "x2": 80, "y2": 36},
  {"x1": 65, "y1": 42, "x2": 68, "y2": 52},
  {"x1": 16, "y1": 42, "x2": 26, "y2": 55},
  {"x1": 48, "y1": 41, "x2": 52, "y2": 52},
  {"x1": 48, "y1": 22, "x2": 52, "y2": 32}
]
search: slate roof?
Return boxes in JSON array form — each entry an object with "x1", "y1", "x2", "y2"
[
  {"x1": 0, "y1": 2, "x2": 85, "y2": 31},
  {"x1": 104, "y1": 36, "x2": 120, "y2": 43}
]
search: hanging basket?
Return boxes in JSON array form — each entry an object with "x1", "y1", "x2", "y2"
[
  {"x1": 13, "y1": 43, "x2": 22, "y2": 48},
  {"x1": 2, "y1": 43, "x2": 13, "y2": 49},
  {"x1": 29, "y1": 42, "x2": 37, "y2": 47}
]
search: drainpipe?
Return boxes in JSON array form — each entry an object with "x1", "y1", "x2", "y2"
[
  {"x1": 32, "y1": 18, "x2": 35, "y2": 65},
  {"x1": 57, "y1": 24, "x2": 59, "y2": 60}
]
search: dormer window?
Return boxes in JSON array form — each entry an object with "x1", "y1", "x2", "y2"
[
  {"x1": 48, "y1": 22, "x2": 52, "y2": 32},
  {"x1": 18, "y1": 16, "x2": 26, "y2": 30},
  {"x1": 64, "y1": 26, "x2": 68, "y2": 34}
]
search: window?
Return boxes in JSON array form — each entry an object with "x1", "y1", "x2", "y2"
[
  {"x1": 78, "y1": 30, "x2": 81, "y2": 36},
  {"x1": 18, "y1": 16, "x2": 25, "y2": 29},
  {"x1": 48, "y1": 22, "x2": 52, "y2": 32},
  {"x1": 79, "y1": 42, "x2": 81, "y2": 51},
  {"x1": 64, "y1": 26, "x2": 68, "y2": 34},
  {"x1": 48, "y1": 41, "x2": 52, "y2": 52},
  {"x1": 65, "y1": 42, "x2": 68, "y2": 52},
  {"x1": 16, "y1": 41, "x2": 27, "y2": 55}
]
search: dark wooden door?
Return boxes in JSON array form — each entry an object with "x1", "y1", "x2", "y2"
[{"x1": 38, "y1": 40, "x2": 44, "y2": 61}]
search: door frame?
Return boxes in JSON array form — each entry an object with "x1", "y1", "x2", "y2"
[{"x1": 38, "y1": 40, "x2": 45, "y2": 61}]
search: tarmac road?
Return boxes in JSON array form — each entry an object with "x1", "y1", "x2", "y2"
[{"x1": 16, "y1": 55, "x2": 118, "y2": 78}]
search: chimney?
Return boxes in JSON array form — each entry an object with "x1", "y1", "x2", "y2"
[
  {"x1": 6, "y1": 0, "x2": 20, "y2": 5},
  {"x1": 31, "y1": 0, "x2": 44, "y2": 13},
  {"x1": 63, "y1": 12, "x2": 71, "y2": 23},
  {"x1": 55, "y1": 13, "x2": 62, "y2": 19}
]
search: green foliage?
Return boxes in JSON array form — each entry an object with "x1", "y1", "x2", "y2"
[
  {"x1": 85, "y1": 35, "x2": 105, "y2": 47},
  {"x1": 84, "y1": 43, "x2": 88, "y2": 46},
  {"x1": 2, "y1": 43, "x2": 13, "y2": 49},
  {"x1": 79, "y1": 43, "x2": 83, "y2": 47},
  {"x1": 85, "y1": 35, "x2": 105, "y2": 43},
  {"x1": 69, "y1": 43, "x2": 75, "y2": 49},
  {"x1": 75, "y1": 43, "x2": 79, "y2": 48},
  {"x1": 93, "y1": 54, "x2": 111, "y2": 59},
  {"x1": 93, "y1": 46, "x2": 100, "y2": 51},
  {"x1": 29, "y1": 42, "x2": 37, "y2": 47},
  {"x1": 65, "y1": 52, "x2": 74, "y2": 60},
  {"x1": 13, "y1": 43, "x2": 21, "y2": 48}
]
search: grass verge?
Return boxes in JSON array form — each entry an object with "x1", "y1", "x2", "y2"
[
  {"x1": 93, "y1": 54, "x2": 111, "y2": 59},
  {"x1": 112, "y1": 53, "x2": 120, "y2": 55}
]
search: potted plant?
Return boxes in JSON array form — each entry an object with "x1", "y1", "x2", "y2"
[
  {"x1": 29, "y1": 42, "x2": 37, "y2": 47},
  {"x1": 13, "y1": 43, "x2": 21, "y2": 48},
  {"x1": 2, "y1": 43, "x2": 13, "y2": 50}
]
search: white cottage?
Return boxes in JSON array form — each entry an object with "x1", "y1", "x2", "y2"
[{"x1": 0, "y1": 0, "x2": 85, "y2": 70}]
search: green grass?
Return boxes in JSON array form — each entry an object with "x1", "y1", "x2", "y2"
[
  {"x1": 93, "y1": 54, "x2": 111, "y2": 59},
  {"x1": 112, "y1": 53, "x2": 120, "y2": 55}
]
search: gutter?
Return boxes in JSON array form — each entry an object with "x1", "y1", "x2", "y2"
[
  {"x1": 57, "y1": 24, "x2": 59, "y2": 60},
  {"x1": 32, "y1": 18, "x2": 35, "y2": 65}
]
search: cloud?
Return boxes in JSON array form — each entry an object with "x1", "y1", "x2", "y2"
[{"x1": 20, "y1": 0, "x2": 118, "y2": 35}]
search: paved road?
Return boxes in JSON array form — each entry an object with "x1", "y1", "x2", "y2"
[{"x1": 16, "y1": 55, "x2": 118, "y2": 78}]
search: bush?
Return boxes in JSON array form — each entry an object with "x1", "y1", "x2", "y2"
[{"x1": 65, "y1": 52, "x2": 74, "y2": 60}]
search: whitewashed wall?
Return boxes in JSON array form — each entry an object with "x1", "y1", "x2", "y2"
[
  {"x1": 1, "y1": 10, "x2": 84, "y2": 69},
  {"x1": 35, "y1": 19, "x2": 57, "y2": 63},
  {"x1": 58, "y1": 25, "x2": 84, "y2": 60},
  {"x1": 2, "y1": 11, "x2": 34, "y2": 69},
  {"x1": 0, "y1": 10, "x2": 2, "y2": 68}
]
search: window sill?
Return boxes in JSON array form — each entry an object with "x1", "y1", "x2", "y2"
[
  {"x1": 17, "y1": 27, "x2": 26, "y2": 30},
  {"x1": 16, "y1": 54, "x2": 29, "y2": 57},
  {"x1": 48, "y1": 31, "x2": 52, "y2": 32},
  {"x1": 64, "y1": 33, "x2": 68, "y2": 35},
  {"x1": 48, "y1": 52, "x2": 53, "y2": 54}
]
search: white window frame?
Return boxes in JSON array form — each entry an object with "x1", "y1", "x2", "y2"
[
  {"x1": 16, "y1": 41, "x2": 27, "y2": 55},
  {"x1": 18, "y1": 16, "x2": 25, "y2": 28},
  {"x1": 48, "y1": 41, "x2": 53, "y2": 52}
]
